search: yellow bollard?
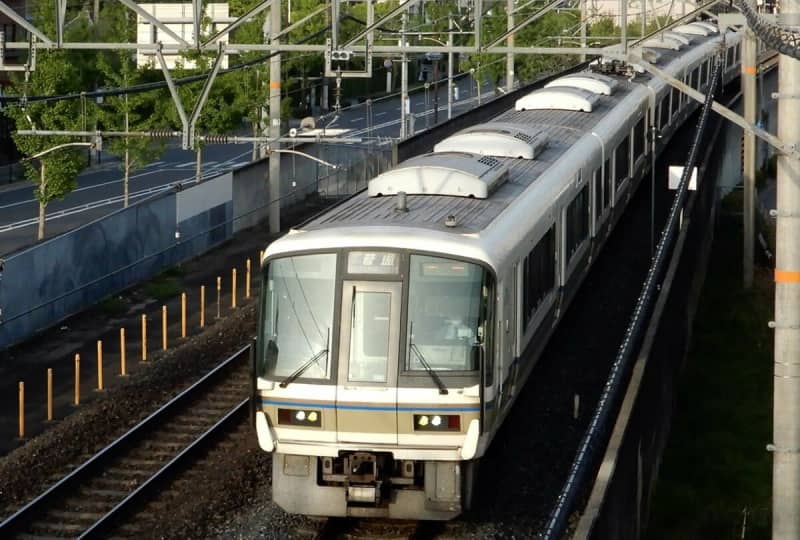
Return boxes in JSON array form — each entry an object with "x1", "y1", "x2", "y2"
[
  {"x1": 120, "y1": 328, "x2": 127, "y2": 376},
  {"x1": 96, "y1": 340, "x2": 104, "y2": 391},
  {"x1": 162, "y1": 305, "x2": 168, "y2": 351},
  {"x1": 232, "y1": 268, "x2": 237, "y2": 309},
  {"x1": 74, "y1": 353, "x2": 80, "y2": 406},
  {"x1": 181, "y1": 292, "x2": 187, "y2": 338},
  {"x1": 47, "y1": 368, "x2": 53, "y2": 422},
  {"x1": 18, "y1": 381, "x2": 24, "y2": 439},
  {"x1": 216, "y1": 276, "x2": 222, "y2": 319},
  {"x1": 246, "y1": 259, "x2": 251, "y2": 299},
  {"x1": 200, "y1": 285, "x2": 206, "y2": 328},
  {"x1": 141, "y1": 314, "x2": 147, "y2": 362}
]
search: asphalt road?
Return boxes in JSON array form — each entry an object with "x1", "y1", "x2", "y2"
[{"x1": 0, "y1": 74, "x2": 495, "y2": 256}]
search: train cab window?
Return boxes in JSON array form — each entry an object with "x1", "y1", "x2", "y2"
[
  {"x1": 259, "y1": 253, "x2": 337, "y2": 379},
  {"x1": 634, "y1": 117, "x2": 645, "y2": 160},
  {"x1": 566, "y1": 183, "x2": 590, "y2": 262},
  {"x1": 406, "y1": 255, "x2": 489, "y2": 372},
  {"x1": 614, "y1": 136, "x2": 630, "y2": 189},
  {"x1": 348, "y1": 290, "x2": 391, "y2": 383},
  {"x1": 522, "y1": 227, "x2": 556, "y2": 328},
  {"x1": 602, "y1": 158, "x2": 612, "y2": 209}
]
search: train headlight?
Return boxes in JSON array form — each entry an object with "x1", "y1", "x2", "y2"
[
  {"x1": 413, "y1": 414, "x2": 461, "y2": 432},
  {"x1": 278, "y1": 408, "x2": 322, "y2": 427}
]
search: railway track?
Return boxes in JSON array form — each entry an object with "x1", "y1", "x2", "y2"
[
  {"x1": 0, "y1": 345, "x2": 251, "y2": 539},
  {"x1": 312, "y1": 517, "x2": 452, "y2": 540}
]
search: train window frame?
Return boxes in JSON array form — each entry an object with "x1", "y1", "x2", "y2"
[
  {"x1": 602, "y1": 157, "x2": 612, "y2": 210},
  {"x1": 633, "y1": 116, "x2": 645, "y2": 162},
  {"x1": 258, "y1": 252, "x2": 339, "y2": 385},
  {"x1": 670, "y1": 88, "x2": 678, "y2": 119},
  {"x1": 565, "y1": 182, "x2": 590, "y2": 265},
  {"x1": 659, "y1": 95, "x2": 669, "y2": 130},
  {"x1": 614, "y1": 135, "x2": 630, "y2": 192},
  {"x1": 521, "y1": 226, "x2": 557, "y2": 330},
  {"x1": 592, "y1": 167, "x2": 602, "y2": 227},
  {"x1": 401, "y1": 254, "x2": 491, "y2": 385}
]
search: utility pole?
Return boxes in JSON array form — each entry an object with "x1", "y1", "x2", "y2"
[
  {"x1": 506, "y1": 0, "x2": 514, "y2": 93},
  {"x1": 772, "y1": 0, "x2": 800, "y2": 535},
  {"x1": 580, "y1": 0, "x2": 587, "y2": 62},
  {"x1": 742, "y1": 28, "x2": 757, "y2": 287},
  {"x1": 268, "y1": 0, "x2": 281, "y2": 234},
  {"x1": 621, "y1": 0, "x2": 628, "y2": 54},
  {"x1": 400, "y1": 12, "x2": 408, "y2": 139},
  {"x1": 447, "y1": 17, "x2": 453, "y2": 120}
]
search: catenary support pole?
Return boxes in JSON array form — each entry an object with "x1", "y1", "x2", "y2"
[
  {"x1": 621, "y1": 0, "x2": 628, "y2": 54},
  {"x1": 772, "y1": 0, "x2": 800, "y2": 535},
  {"x1": 268, "y1": 0, "x2": 281, "y2": 234},
  {"x1": 742, "y1": 28, "x2": 757, "y2": 288},
  {"x1": 447, "y1": 17, "x2": 453, "y2": 120},
  {"x1": 400, "y1": 12, "x2": 408, "y2": 138},
  {"x1": 580, "y1": 0, "x2": 587, "y2": 62},
  {"x1": 506, "y1": 0, "x2": 514, "y2": 93}
]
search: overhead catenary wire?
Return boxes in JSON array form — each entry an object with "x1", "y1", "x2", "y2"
[
  {"x1": 541, "y1": 52, "x2": 724, "y2": 539},
  {"x1": 736, "y1": 0, "x2": 800, "y2": 60}
]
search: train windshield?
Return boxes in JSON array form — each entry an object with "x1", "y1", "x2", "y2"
[
  {"x1": 406, "y1": 255, "x2": 488, "y2": 372},
  {"x1": 260, "y1": 253, "x2": 336, "y2": 379}
]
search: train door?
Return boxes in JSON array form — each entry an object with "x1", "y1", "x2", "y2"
[
  {"x1": 335, "y1": 281, "x2": 402, "y2": 444},
  {"x1": 498, "y1": 269, "x2": 517, "y2": 413}
]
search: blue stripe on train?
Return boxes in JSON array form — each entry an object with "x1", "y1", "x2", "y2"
[{"x1": 261, "y1": 399, "x2": 480, "y2": 413}]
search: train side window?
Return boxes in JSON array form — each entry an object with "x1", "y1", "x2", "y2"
[
  {"x1": 659, "y1": 96, "x2": 669, "y2": 129},
  {"x1": 592, "y1": 167, "x2": 601, "y2": 222},
  {"x1": 602, "y1": 158, "x2": 612, "y2": 209},
  {"x1": 669, "y1": 88, "x2": 675, "y2": 119},
  {"x1": 633, "y1": 116, "x2": 645, "y2": 161},
  {"x1": 614, "y1": 136, "x2": 629, "y2": 190},
  {"x1": 693, "y1": 67, "x2": 701, "y2": 90},
  {"x1": 701, "y1": 61, "x2": 708, "y2": 87},
  {"x1": 565, "y1": 183, "x2": 590, "y2": 263},
  {"x1": 521, "y1": 227, "x2": 556, "y2": 329},
  {"x1": 727, "y1": 46, "x2": 734, "y2": 68}
]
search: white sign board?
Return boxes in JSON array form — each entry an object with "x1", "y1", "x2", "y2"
[{"x1": 668, "y1": 166, "x2": 698, "y2": 191}]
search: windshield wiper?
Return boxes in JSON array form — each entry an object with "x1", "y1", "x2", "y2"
[
  {"x1": 409, "y1": 343, "x2": 448, "y2": 395},
  {"x1": 279, "y1": 348, "x2": 329, "y2": 388}
]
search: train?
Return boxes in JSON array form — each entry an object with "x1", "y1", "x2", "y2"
[{"x1": 251, "y1": 19, "x2": 743, "y2": 520}]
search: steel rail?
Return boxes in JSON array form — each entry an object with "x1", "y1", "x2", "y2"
[{"x1": 0, "y1": 344, "x2": 250, "y2": 537}]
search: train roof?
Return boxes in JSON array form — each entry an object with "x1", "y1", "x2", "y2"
[{"x1": 299, "y1": 30, "x2": 724, "y2": 237}]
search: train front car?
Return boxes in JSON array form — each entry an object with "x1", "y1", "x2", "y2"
[{"x1": 254, "y1": 246, "x2": 494, "y2": 519}]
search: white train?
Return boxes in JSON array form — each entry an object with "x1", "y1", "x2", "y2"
[{"x1": 252, "y1": 21, "x2": 742, "y2": 520}]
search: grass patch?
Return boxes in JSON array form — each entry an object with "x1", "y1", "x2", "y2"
[
  {"x1": 645, "y1": 213, "x2": 773, "y2": 539},
  {"x1": 98, "y1": 296, "x2": 128, "y2": 317},
  {"x1": 144, "y1": 273, "x2": 183, "y2": 302}
]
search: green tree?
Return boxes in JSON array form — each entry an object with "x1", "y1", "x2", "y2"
[
  {"x1": 4, "y1": 1, "x2": 90, "y2": 240},
  {"x1": 95, "y1": 2, "x2": 164, "y2": 206}
]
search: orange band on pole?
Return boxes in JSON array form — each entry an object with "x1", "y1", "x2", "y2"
[
  {"x1": 743, "y1": 66, "x2": 757, "y2": 75},
  {"x1": 775, "y1": 270, "x2": 800, "y2": 283},
  {"x1": 269, "y1": 81, "x2": 281, "y2": 89}
]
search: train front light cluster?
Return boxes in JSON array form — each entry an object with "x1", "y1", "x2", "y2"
[
  {"x1": 278, "y1": 408, "x2": 322, "y2": 427},
  {"x1": 414, "y1": 414, "x2": 461, "y2": 432}
]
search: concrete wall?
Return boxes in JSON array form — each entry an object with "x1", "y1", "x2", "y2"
[{"x1": 0, "y1": 147, "x2": 392, "y2": 350}]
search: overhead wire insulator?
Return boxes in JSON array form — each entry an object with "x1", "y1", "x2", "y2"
[
  {"x1": 148, "y1": 130, "x2": 175, "y2": 138},
  {"x1": 204, "y1": 135, "x2": 229, "y2": 144}
]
